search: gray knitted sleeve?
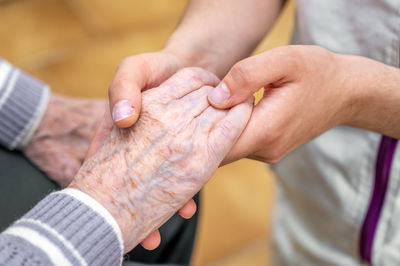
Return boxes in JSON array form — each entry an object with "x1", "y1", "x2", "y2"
[
  {"x1": 0, "y1": 57, "x2": 50, "y2": 150},
  {"x1": 0, "y1": 189, "x2": 124, "y2": 266}
]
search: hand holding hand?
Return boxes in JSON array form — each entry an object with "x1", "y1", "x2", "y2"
[
  {"x1": 89, "y1": 50, "x2": 199, "y2": 250},
  {"x1": 70, "y1": 68, "x2": 253, "y2": 252},
  {"x1": 207, "y1": 45, "x2": 397, "y2": 164},
  {"x1": 108, "y1": 51, "x2": 184, "y2": 128}
]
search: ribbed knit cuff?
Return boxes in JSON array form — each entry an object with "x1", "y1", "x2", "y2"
[
  {"x1": 2, "y1": 189, "x2": 123, "y2": 266},
  {"x1": 0, "y1": 58, "x2": 50, "y2": 150}
]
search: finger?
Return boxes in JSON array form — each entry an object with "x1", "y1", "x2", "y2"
[
  {"x1": 177, "y1": 199, "x2": 197, "y2": 219},
  {"x1": 208, "y1": 97, "x2": 253, "y2": 160},
  {"x1": 140, "y1": 230, "x2": 161, "y2": 250},
  {"x1": 221, "y1": 99, "x2": 267, "y2": 165},
  {"x1": 109, "y1": 56, "x2": 148, "y2": 128},
  {"x1": 208, "y1": 47, "x2": 298, "y2": 109},
  {"x1": 180, "y1": 85, "x2": 213, "y2": 118},
  {"x1": 159, "y1": 67, "x2": 220, "y2": 99},
  {"x1": 109, "y1": 53, "x2": 181, "y2": 128},
  {"x1": 85, "y1": 111, "x2": 114, "y2": 160},
  {"x1": 198, "y1": 104, "x2": 227, "y2": 133},
  {"x1": 221, "y1": 90, "x2": 285, "y2": 165}
]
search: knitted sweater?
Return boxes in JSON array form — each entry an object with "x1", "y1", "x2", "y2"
[{"x1": 0, "y1": 58, "x2": 124, "y2": 265}]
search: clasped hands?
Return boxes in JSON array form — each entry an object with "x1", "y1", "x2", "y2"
[
  {"x1": 83, "y1": 45, "x2": 400, "y2": 252},
  {"x1": 25, "y1": 44, "x2": 400, "y2": 253},
  {"x1": 70, "y1": 68, "x2": 253, "y2": 252}
]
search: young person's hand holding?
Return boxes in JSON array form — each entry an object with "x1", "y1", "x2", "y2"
[{"x1": 206, "y1": 45, "x2": 400, "y2": 164}]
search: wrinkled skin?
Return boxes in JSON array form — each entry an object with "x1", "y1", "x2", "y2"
[
  {"x1": 23, "y1": 95, "x2": 107, "y2": 187},
  {"x1": 69, "y1": 68, "x2": 253, "y2": 252}
]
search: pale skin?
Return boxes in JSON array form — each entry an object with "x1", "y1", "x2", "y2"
[
  {"x1": 215, "y1": 45, "x2": 400, "y2": 164},
  {"x1": 93, "y1": 0, "x2": 400, "y2": 249},
  {"x1": 23, "y1": 94, "x2": 195, "y2": 247},
  {"x1": 90, "y1": 0, "x2": 284, "y2": 248},
  {"x1": 23, "y1": 95, "x2": 107, "y2": 187},
  {"x1": 69, "y1": 68, "x2": 253, "y2": 252}
]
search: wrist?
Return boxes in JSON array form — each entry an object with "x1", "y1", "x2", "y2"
[
  {"x1": 338, "y1": 54, "x2": 400, "y2": 135},
  {"x1": 9, "y1": 189, "x2": 123, "y2": 265},
  {"x1": 163, "y1": 39, "x2": 222, "y2": 76},
  {"x1": 68, "y1": 179, "x2": 136, "y2": 252},
  {"x1": 332, "y1": 53, "x2": 364, "y2": 126}
]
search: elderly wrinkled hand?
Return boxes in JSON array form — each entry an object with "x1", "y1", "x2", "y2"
[
  {"x1": 23, "y1": 95, "x2": 107, "y2": 187},
  {"x1": 69, "y1": 68, "x2": 253, "y2": 252}
]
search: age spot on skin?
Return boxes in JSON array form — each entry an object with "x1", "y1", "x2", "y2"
[
  {"x1": 72, "y1": 68, "x2": 252, "y2": 251},
  {"x1": 129, "y1": 179, "x2": 136, "y2": 190},
  {"x1": 130, "y1": 212, "x2": 136, "y2": 221}
]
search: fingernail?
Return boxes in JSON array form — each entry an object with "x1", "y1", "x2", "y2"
[
  {"x1": 208, "y1": 82, "x2": 230, "y2": 105},
  {"x1": 112, "y1": 100, "x2": 135, "y2": 122}
]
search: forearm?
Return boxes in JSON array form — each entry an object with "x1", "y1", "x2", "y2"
[
  {"x1": 0, "y1": 58, "x2": 50, "y2": 150},
  {"x1": 340, "y1": 55, "x2": 400, "y2": 138},
  {"x1": 164, "y1": 0, "x2": 284, "y2": 77}
]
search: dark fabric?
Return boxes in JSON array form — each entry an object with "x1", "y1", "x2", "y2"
[
  {"x1": 0, "y1": 148, "x2": 58, "y2": 231},
  {"x1": 0, "y1": 147, "x2": 199, "y2": 265}
]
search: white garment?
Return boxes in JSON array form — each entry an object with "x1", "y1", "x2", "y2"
[{"x1": 271, "y1": 1, "x2": 400, "y2": 265}]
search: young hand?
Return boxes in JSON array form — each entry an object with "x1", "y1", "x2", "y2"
[{"x1": 207, "y1": 45, "x2": 400, "y2": 164}]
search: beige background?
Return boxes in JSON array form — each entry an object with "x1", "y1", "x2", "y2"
[{"x1": 0, "y1": 0, "x2": 294, "y2": 264}]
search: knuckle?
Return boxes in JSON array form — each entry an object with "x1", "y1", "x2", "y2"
[
  {"x1": 283, "y1": 47, "x2": 304, "y2": 71},
  {"x1": 230, "y1": 61, "x2": 252, "y2": 86},
  {"x1": 109, "y1": 59, "x2": 135, "y2": 93},
  {"x1": 178, "y1": 67, "x2": 209, "y2": 84},
  {"x1": 176, "y1": 67, "x2": 203, "y2": 79},
  {"x1": 270, "y1": 46, "x2": 304, "y2": 69},
  {"x1": 117, "y1": 56, "x2": 138, "y2": 72},
  {"x1": 272, "y1": 45, "x2": 330, "y2": 73},
  {"x1": 219, "y1": 120, "x2": 237, "y2": 139},
  {"x1": 175, "y1": 67, "x2": 218, "y2": 87},
  {"x1": 108, "y1": 77, "x2": 130, "y2": 95},
  {"x1": 268, "y1": 46, "x2": 298, "y2": 61},
  {"x1": 120, "y1": 56, "x2": 135, "y2": 66}
]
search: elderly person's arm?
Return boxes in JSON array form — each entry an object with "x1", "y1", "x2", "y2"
[
  {"x1": 0, "y1": 57, "x2": 50, "y2": 151},
  {"x1": 0, "y1": 58, "x2": 191, "y2": 248},
  {"x1": 0, "y1": 68, "x2": 253, "y2": 265}
]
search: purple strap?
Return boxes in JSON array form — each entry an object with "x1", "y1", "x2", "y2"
[{"x1": 359, "y1": 136, "x2": 398, "y2": 263}]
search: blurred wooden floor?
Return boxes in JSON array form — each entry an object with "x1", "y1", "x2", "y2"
[{"x1": 0, "y1": 0, "x2": 294, "y2": 265}]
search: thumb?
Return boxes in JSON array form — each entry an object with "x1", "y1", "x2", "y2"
[
  {"x1": 109, "y1": 56, "x2": 147, "y2": 128},
  {"x1": 207, "y1": 47, "x2": 295, "y2": 109},
  {"x1": 109, "y1": 52, "x2": 181, "y2": 128}
]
